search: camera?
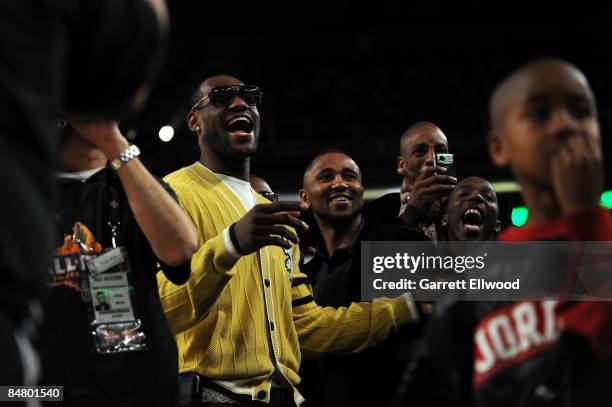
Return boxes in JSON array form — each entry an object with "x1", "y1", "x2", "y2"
[{"x1": 435, "y1": 153, "x2": 456, "y2": 177}]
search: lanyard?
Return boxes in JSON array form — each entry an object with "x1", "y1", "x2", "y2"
[
  {"x1": 107, "y1": 177, "x2": 121, "y2": 249},
  {"x1": 55, "y1": 166, "x2": 122, "y2": 250}
]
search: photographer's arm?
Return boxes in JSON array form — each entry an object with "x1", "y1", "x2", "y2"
[{"x1": 68, "y1": 120, "x2": 198, "y2": 266}]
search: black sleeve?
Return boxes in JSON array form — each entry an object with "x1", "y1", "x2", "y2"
[
  {"x1": 390, "y1": 300, "x2": 474, "y2": 407},
  {"x1": 156, "y1": 260, "x2": 190, "y2": 286}
]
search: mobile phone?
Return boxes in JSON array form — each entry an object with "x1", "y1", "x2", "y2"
[{"x1": 435, "y1": 153, "x2": 456, "y2": 177}]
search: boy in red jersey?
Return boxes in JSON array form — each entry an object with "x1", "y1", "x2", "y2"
[{"x1": 391, "y1": 58, "x2": 612, "y2": 407}]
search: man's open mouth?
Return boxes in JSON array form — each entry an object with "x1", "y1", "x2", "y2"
[
  {"x1": 461, "y1": 207, "x2": 484, "y2": 232},
  {"x1": 225, "y1": 114, "x2": 254, "y2": 134}
]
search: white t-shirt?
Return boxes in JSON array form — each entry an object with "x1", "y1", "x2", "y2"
[
  {"x1": 56, "y1": 167, "x2": 105, "y2": 181},
  {"x1": 197, "y1": 167, "x2": 256, "y2": 259},
  {"x1": 213, "y1": 172, "x2": 256, "y2": 211}
]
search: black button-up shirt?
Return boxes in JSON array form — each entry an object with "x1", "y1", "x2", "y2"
[{"x1": 300, "y1": 218, "x2": 430, "y2": 407}]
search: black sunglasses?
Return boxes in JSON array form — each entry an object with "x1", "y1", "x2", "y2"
[{"x1": 191, "y1": 85, "x2": 263, "y2": 110}]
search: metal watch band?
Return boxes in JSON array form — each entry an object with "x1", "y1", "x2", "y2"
[{"x1": 111, "y1": 144, "x2": 140, "y2": 170}]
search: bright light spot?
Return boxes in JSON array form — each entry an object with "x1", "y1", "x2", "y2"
[
  {"x1": 511, "y1": 207, "x2": 528, "y2": 227},
  {"x1": 159, "y1": 125, "x2": 174, "y2": 142},
  {"x1": 601, "y1": 190, "x2": 612, "y2": 209}
]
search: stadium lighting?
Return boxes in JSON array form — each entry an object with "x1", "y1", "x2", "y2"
[{"x1": 158, "y1": 125, "x2": 174, "y2": 142}]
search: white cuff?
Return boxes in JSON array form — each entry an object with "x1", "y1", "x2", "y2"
[
  {"x1": 223, "y1": 228, "x2": 241, "y2": 259},
  {"x1": 401, "y1": 292, "x2": 420, "y2": 322}
]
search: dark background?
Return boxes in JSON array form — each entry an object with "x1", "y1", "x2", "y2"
[{"x1": 126, "y1": 5, "x2": 612, "y2": 223}]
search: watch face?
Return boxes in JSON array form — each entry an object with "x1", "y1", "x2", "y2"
[
  {"x1": 124, "y1": 145, "x2": 140, "y2": 159},
  {"x1": 112, "y1": 145, "x2": 139, "y2": 170}
]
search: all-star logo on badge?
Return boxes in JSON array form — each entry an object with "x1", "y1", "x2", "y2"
[{"x1": 49, "y1": 222, "x2": 103, "y2": 292}]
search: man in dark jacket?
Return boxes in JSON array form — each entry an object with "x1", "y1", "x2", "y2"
[{"x1": 299, "y1": 151, "x2": 428, "y2": 407}]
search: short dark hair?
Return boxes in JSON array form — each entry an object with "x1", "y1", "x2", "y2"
[
  {"x1": 399, "y1": 121, "x2": 439, "y2": 155},
  {"x1": 303, "y1": 149, "x2": 350, "y2": 177},
  {"x1": 302, "y1": 149, "x2": 363, "y2": 189}
]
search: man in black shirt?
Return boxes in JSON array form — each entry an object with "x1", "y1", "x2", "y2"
[
  {"x1": 40, "y1": 119, "x2": 197, "y2": 406},
  {"x1": 0, "y1": 0, "x2": 168, "y2": 388},
  {"x1": 366, "y1": 122, "x2": 456, "y2": 240},
  {"x1": 298, "y1": 151, "x2": 428, "y2": 407}
]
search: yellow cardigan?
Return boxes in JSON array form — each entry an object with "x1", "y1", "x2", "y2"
[{"x1": 157, "y1": 163, "x2": 417, "y2": 405}]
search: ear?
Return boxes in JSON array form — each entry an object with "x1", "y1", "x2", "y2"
[
  {"x1": 488, "y1": 129, "x2": 509, "y2": 167},
  {"x1": 187, "y1": 111, "x2": 200, "y2": 133},
  {"x1": 397, "y1": 156, "x2": 406, "y2": 176},
  {"x1": 441, "y1": 214, "x2": 449, "y2": 228},
  {"x1": 494, "y1": 220, "x2": 502, "y2": 233},
  {"x1": 299, "y1": 189, "x2": 310, "y2": 208}
]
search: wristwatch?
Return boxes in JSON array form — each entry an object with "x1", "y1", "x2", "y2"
[{"x1": 111, "y1": 144, "x2": 140, "y2": 170}]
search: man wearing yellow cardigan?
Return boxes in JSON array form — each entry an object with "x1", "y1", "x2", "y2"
[{"x1": 157, "y1": 75, "x2": 420, "y2": 406}]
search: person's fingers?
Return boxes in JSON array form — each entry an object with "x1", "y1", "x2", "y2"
[
  {"x1": 260, "y1": 236, "x2": 293, "y2": 250},
  {"x1": 583, "y1": 135, "x2": 604, "y2": 183},
  {"x1": 406, "y1": 181, "x2": 455, "y2": 211},
  {"x1": 254, "y1": 201, "x2": 302, "y2": 213},
  {"x1": 417, "y1": 166, "x2": 441, "y2": 180},
  {"x1": 275, "y1": 211, "x2": 302, "y2": 220},
  {"x1": 572, "y1": 134, "x2": 596, "y2": 168},
  {"x1": 551, "y1": 134, "x2": 603, "y2": 214},
  {"x1": 550, "y1": 151, "x2": 561, "y2": 181},
  {"x1": 435, "y1": 175, "x2": 457, "y2": 185},
  {"x1": 550, "y1": 145, "x2": 565, "y2": 191},
  {"x1": 584, "y1": 132, "x2": 602, "y2": 163},
  {"x1": 253, "y1": 225, "x2": 300, "y2": 244},
  {"x1": 573, "y1": 136, "x2": 604, "y2": 195},
  {"x1": 258, "y1": 213, "x2": 309, "y2": 232},
  {"x1": 567, "y1": 135, "x2": 585, "y2": 165},
  {"x1": 555, "y1": 139, "x2": 573, "y2": 170},
  {"x1": 414, "y1": 174, "x2": 457, "y2": 189},
  {"x1": 418, "y1": 183, "x2": 456, "y2": 195}
]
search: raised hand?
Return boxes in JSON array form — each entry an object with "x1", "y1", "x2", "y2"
[
  {"x1": 233, "y1": 201, "x2": 309, "y2": 254},
  {"x1": 551, "y1": 133, "x2": 603, "y2": 215},
  {"x1": 401, "y1": 165, "x2": 457, "y2": 226},
  {"x1": 66, "y1": 118, "x2": 128, "y2": 159}
]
